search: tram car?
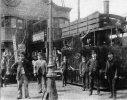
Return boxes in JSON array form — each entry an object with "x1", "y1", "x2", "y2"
[{"x1": 60, "y1": 11, "x2": 127, "y2": 88}]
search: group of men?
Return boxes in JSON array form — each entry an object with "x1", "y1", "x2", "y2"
[
  {"x1": 79, "y1": 51, "x2": 119, "y2": 100},
  {"x1": 11, "y1": 52, "x2": 47, "y2": 99},
  {"x1": 0, "y1": 50, "x2": 119, "y2": 100}
]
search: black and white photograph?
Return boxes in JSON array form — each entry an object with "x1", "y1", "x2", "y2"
[{"x1": 0, "y1": 0, "x2": 127, "y2": 100}]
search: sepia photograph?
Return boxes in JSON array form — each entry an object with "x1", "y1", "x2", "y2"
[{"x1": 0, "y1": 0, "x2": 127, "y2": 100}]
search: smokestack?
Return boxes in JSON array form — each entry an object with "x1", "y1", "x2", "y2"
[{"x1": 104, "y1": 0, "x2": 109, "y2": 14}]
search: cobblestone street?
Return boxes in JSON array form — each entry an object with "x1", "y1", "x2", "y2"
[{"x1": 1, "y1": 81, "x2": 127, "y2": 100}]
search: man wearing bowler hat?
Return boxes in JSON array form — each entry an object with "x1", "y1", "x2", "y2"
[{"x1": 105, "y1": 52, "x2": 119, "y2": 100}]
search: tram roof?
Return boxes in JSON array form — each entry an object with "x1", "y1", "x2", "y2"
[{"x1": 61, "y1": 11, "x2": 127, "y2": 39}]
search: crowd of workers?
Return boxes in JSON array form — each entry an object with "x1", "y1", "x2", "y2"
[
  {"x1": 61, "y1": 51, "x2": 119, "y2": 100},
  {"x1": 0, "y1": 49, "x2": 119, "y2": 100}
]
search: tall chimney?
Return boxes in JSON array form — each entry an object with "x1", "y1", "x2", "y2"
[{"x1": 104, "y1": 0, "x2": 109, "y2": 14}]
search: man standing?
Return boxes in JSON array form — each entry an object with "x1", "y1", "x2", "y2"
[
  {"x1": 61, "y1": 56, "x2": 69, "y2": 87},
  {"x1": 33, "y1": 52, "x2": 47, "y2": 93},
  {"x1": 87, "y1": 52, "x2": 100, "y2": 96},
  {"x1": 11, "y1": 52, "x2": 31, "y2": 99},
  {"x1": 105, "y1": 52, "x2": 119, "y2": 100},
  {"x1": 79, "y1": 56, "x2": 89, "y2": 91}
]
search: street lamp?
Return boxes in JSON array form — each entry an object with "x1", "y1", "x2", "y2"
[
  {"x1": 43, "y1": 0, "x2": 58, "y2": 100},
  {"x1": 0, "y1": 0, "x2": 1, "y2": 85},
  {"x1": 0, "y1": 0, "x2": 1, "y2": 64}
]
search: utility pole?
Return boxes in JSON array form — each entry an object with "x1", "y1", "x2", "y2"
[
  {"x1": 0, "y1": 0, "x2": 1, "y2": 61},
  {"x1": 43, "y1": 0, "x2": 58, "y2": 100},
  {"x1": 0, "y1": 0, "x2": 1, "y2": 87},
  {"x1": 78, "y1": 0, "x2": 80, "y2": 22},
  {"x1": 77, "y1": 0, "x2": 80, "y2": 35}
]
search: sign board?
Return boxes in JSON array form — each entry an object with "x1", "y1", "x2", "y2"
[{"x1": 33, "y1": 32, "x2": 44, "y2": 42}]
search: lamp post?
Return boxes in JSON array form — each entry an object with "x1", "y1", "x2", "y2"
[
  {"x1": 0, "y1": 0, "x2": 1, "y2": 62},
  {"x1": 43, "y1": 0, "x2": 58, "y2": 100},
  {"x1": 0, "y1": 0, "x2": 1, "y2": 86}
]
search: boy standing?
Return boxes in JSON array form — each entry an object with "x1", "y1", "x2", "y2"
[
  {"x1": 61, "y1": 56, "x2": 69, "y2": 87},
  {"x1": 33, "y1": 52, "x2": 47, "y2": 93},
  {"x1": 11, "y1": 52, "x2": 31, "y2": 99},
  {"x1": 79, "y1": 56, "x2": 89, "y2": 91},
  {"x1": 87, "y1": 52, "x2": 100, "y2": 95}
]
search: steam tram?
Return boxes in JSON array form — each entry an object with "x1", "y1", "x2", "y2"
[{"x1": 60, "y1": 12, "x2": 127, "y2": 88}]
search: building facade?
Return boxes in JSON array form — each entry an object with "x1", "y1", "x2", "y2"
[
  {"x1": 30, "y1": 1, "x2": 71, "y2": 60},
  {"x1": 1, "y1": 0, "x2": 71, "y2": 65}
]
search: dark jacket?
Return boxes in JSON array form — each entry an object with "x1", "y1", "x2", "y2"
[
  {"x1": 105, "y1": 59, "x2": 119, "y2": 78},
  {"x1": 61, "y1": 61, "x2": 69, "y2": 72},
  {"x1": 87, "y1": 58, "x2": 100, "y2": 76},
  {"x1": 79, "y1": 61, "x2": 88, "y2": 76},
  {"x1": 11, "y1": 59, "x2": 32, "y2": 80},
  {"x1": 1, "y1": 57, "x2": 7, "y2": 70}
]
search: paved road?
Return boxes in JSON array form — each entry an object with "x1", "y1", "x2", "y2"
[{"x1": 1, "y1": 81, "x2": 127, "y2": 100}]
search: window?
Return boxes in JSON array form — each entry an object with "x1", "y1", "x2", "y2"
[
  {"x1": 1, "y1": 17, "x2": 5, "y2": 27},
  {"x1": 53, "y1": 19, "x2": 59, "y2": 28},
  {"x1": 33, "y1": 20, "x2": 47, "y2": 34},
  {"x1": 1, "y1": 16, "x2": 18, "y2": 28},
  {"x1": 17, "y1": 19, "x2": 23, "y2": 29},
  {"x1": 11, "y1": 18, "x2": 16, "y2": 28},
  {"x1": 5, "y1": 16, "x2": 11, "y2": 27}
]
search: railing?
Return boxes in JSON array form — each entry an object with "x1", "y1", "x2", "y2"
[{"x1": 67, "y1": 69, "x2": 82, "y2": 85}]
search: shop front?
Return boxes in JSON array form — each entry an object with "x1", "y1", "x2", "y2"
[{"x1": 32, "y1": 31, "x2": 46, "y2": 60}]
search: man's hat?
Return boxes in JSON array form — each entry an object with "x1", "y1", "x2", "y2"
[
  {"x1": 108, "y1": 51, "x2": 114, "y2": 55},
  {"x1": 38, "y1": 52, "x2": 43, "y2": 56},
  {"x1": 19, "y1": 52, "x2": 25, "y2": 56},
  {"x1": 91, "y1": 50, "x2": 97, "y2": 55}
]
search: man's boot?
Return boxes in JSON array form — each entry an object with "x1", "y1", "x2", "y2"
[
  {"x1": 89, "y1": 90, "x2": 92, "y2": 96},
  {"x1": 109, "y1": 93, "x2": 113, "y2": 98}
]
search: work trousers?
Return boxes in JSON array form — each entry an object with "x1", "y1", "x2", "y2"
[
  {"x1": 89, "y1": 72, "x2": 100, "y2": 95},
  {"x1": 108, "y1": 76, "x2": 117, "y2": 98},
  {"x1": 1, "y1": 69, "x2": 6, "y2": 87},
  {"x1": 17, "y1": 74, "x2": 29, "y2": 98},
  {"x1": 37, "y1": 74, "x2": 47, "y2": 93},
  {"x1": 62, "y1": 70, "x2": 68, "y2": 86},
  {"x1": 82, "y1": 72, "x2": 89, "y2": 89}
]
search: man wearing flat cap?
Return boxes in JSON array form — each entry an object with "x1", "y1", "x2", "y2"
[{"x1": 87, "y1": 51, "x2": 101, "y2": 96}]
